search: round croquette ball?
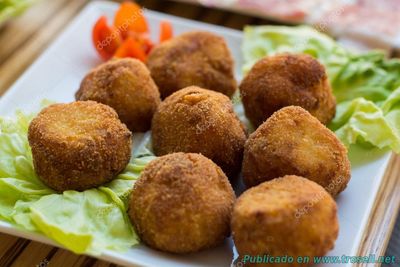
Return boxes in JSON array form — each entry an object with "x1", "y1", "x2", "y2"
[
  {"x1": 76, "y1": 58, "x2": 161, "y2": 132},
  {"x1": 28, "y1": 101, "x2": 132, "y2": 191},
  {"x1": 232, "y1": 175, "x2": 339, "y2": 267},
  {"x1": 129, "y1": 152, "x2": 235, "y2": 253},
  {"x1": 147, "y1": 31, "x2": 237, "y2": 98},
  {"x1": 242, "y1": 106, "x2": 351, "y2": 196},
  {"x1": 151, "y1": 86, "x2": 247, "y2": 178},
  {"x1": 239, "y1": 53, "x2": 336, "y2": 127}
]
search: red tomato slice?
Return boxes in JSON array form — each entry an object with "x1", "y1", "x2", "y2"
[
  {"x1": 113, "y1": 37, "x2": 147, "y2": 62},
  {"x1": 114, "y1": 2, "x2": 148, "y2": 39},
  {"x1": 92, "y1": 16, "x2": 122, "y2": 60},
  {"x1": 159, "y1": 21, "x2": 173, "y2": 42}
]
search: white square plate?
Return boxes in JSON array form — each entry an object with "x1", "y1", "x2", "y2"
[{"x1": 0, "y1": 1, "x2": 392, "y2": 266}]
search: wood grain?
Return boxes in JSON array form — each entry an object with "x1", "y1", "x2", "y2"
[
  {"x1": 0, "y1": 0, "x2": 398, "y2": 266},
  {"x1": 0, "y1": 234, "x2": 19, "y2": 259},
  {"x1": 48, "y1": 249, "x2": 95, "y2": 267},
  {"x1": 0, "y1": 0, "x2": 70, "y2": 63},
  {"x1": 355, "y1": 154, "x2": 400, "y2": 267},
  {"x1": 10, "y1": 242, "x2": 55, "y2": 267},
  {"x1": 0, "y1": 0, "x2": 87, "y2": 96},
  {"x1": 0, "y1": 238, "x2": 30, "y2": 267}
]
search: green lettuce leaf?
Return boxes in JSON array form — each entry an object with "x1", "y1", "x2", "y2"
[
  {"x1": 0, "y1": 112, "x2": 155, "y2": 255},
  {"x1": 29, "y1": 189, "x2": 136, "y2": 254},
  {"x1": 330, "y1": 98, "x2": 400, "y2": 152},
  {"x1": 242, "y1": 25, "x2": 400, "y2": 153}
]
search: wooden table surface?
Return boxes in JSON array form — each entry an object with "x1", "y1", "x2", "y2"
[{"x1": 0, "y1": 0, "x2": 399, "y2": 266}]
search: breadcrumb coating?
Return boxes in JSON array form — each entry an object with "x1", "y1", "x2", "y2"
[
  {"x1": 232, "y1": 175, "x2": 339, "y2": 267},
  {"x1": 240, "y1": 53, "x2": 336, "y2": 127},
  {"x1": 151, "y1": 86, "x2": 247, "y2": 178},
  {"x1": 129, "y1": 152, "x2": 235, "y2": 253},
  {"x1": 28, "y1": 101, "x2": 132, "y2": 191},
  {"x1": 147, "y1": 31, "x2": 237, "y2": 98},
  {"x1": 242, "y1": 106, "x2": 350, "y2": 196},
  {"x1": 76, "y1": 58, "x2": 161, "y2": 132}
]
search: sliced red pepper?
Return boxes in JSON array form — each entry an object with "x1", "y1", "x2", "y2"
[
  {"x1": 159, "y1": 21, "x2": 173, "y2": 42},
  {"x1": 113, "y1": 37, "x2": 147, "y2": 62},
  {"x1": 92, "y1": 16, "x2": 122, "y2": 60},
  {"x1": 93, "y1": 2, "x2": 174, "y2": 61},
  {"x1": 114, "y1": 1, "x2": 148, "y2": 39}
]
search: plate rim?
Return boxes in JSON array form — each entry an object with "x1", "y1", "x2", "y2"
[{"x1": 0, "y1": 1, "x2": 396, "y2": 267}]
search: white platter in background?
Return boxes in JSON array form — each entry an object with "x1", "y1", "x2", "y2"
[{"x1": 0, "y1": 1, "x2": 392, "y2": 266}]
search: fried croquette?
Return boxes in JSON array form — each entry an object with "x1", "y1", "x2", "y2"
[
  {"x1": 76, "y1": 58, "x2": 161, "y2": 132},
  {"x1": 151, "y1": 86, "x2": 247, "y2": 178},
  {"x1": 129, "y1": 152, "x2": 235, "y2": 253},
  {"x1": 242, "y1": 106, "x2": 350, "y2": 196},
  {"x1": 232, "y1": 175, "x2": 339, "y2": 267},
  {"x1": 28, "y1": 101, "x2": 132, "y2": 191},
  {"x1": 239, "y1": 53, "x2": 336, "y2": 127},
  {"x1": 147, "y1": 31, "x2": 237, "y2": 98}
]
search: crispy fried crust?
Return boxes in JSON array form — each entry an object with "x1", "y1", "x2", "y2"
[
  {"x1": 28, "y1": 101, "x2": 132, "y2": 191},
  {"x1": 232, "y1": 175, "x2": 339, "y2": 267},
  {"x1": 76, "y1": 58, "x2": 161, "y2": 132},
  {"x1": 151, "y1": 86, "x2": 247, "y2": 178},
  {"x1": 129, "y1": 152, "x2": 235, "y2": 253},
  {"x1": 147, "y1": 31, "x2": 237, "y2": 98},
  {"x1": 242, "y1": 106, "x2": 350, "y2": 196},
  {"x1": 239, "y1": 54, "x2": 336, "y2": 127}
]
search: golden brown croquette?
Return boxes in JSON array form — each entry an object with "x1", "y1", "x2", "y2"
[
  {"x1": 76, "y1": 58, "x2": 161, "y2": 132},
  {"x1": 147, "y1": 31, "x2": 237, "y2": 98},
  {"x1": 129, "y1": 152, "x2": 235, "y2": 253},
  {"x1": 232, "y1": 175, "x2": 339, "y2": 267},
  {"x1": 151, "y1": 86, "x2": 247, "y2": 178},
  {"x1": 28, "y1": 101, "x2": 132, "y2": 191},
  {"x1": 242, "y1": 106, "x2": 350, "y2": 196},
  {"x1": 239, "y1": 53, "x2": 336, "y2": 127}
]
